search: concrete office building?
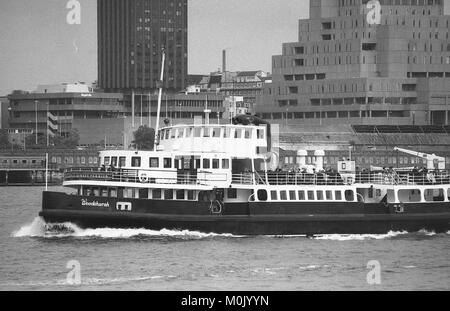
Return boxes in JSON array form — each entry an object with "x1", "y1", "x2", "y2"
[
  {"x1": 0, "y1": 97, "x2": 9, "y2": 129},
  {"x1": 256, "y1": 0, "x2": 450, "y2": 127},
  {"x1": 8, "y1": 83, "x2": 124, "y2": 139},
  {"x1": 98, "y1": 0, "x2": 188, "y2": 93}
]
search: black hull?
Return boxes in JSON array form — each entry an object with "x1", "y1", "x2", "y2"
[{"x1": 40, "y1": 191, "x2": 450, "y2": 235}]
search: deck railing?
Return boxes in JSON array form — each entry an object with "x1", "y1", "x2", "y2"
[{"x1": 64, "y1": 167, "x2": 450, "y2": 187}]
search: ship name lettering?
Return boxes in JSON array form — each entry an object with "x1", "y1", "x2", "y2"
[{"x1": 81, "y1": 199, "x2": 110, "y2": 208}]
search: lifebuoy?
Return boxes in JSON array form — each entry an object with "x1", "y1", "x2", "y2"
[{"x1": 139, "y1": 172, "x2": 149, "y2": 183}]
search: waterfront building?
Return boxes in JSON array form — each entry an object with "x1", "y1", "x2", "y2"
[
  {"x1": 256, "y1": 0, "x2": 450, "y2": 127},
  {"x1": 0, "y1": 97, "x2": 9, "y2": 129},
  {"x1": 7, "y1": 83, "x2": 124, "y2": 139},
  {"x1": 97, "y1": 0, "x2": 188, "y2": 93}
]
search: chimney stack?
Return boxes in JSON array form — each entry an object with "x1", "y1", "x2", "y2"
[{"x1": 222, "y1": 50, "x2": 226, "y2": 73}]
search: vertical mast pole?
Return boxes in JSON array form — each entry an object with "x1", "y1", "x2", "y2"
[{"x1": 154, "y1": 50, "x2": 166, "y2": 147}]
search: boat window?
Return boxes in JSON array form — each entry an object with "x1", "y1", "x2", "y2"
[
  {"x1": 270, "y1": 190, "x2": 278, "y2": 200},
  {"x1": 178, "y1": 128, "x2": 184, "y2": 138},
  {"x1": 131, "y1": 157, "x2": 141, "y2": 167},
  {"x1": 368, "y1": 187, "x2": 374, "y2": 198},
  {"x1": 109, "y1": 188, "x2": 117, "y2": 198},
  {"x1": 104, "y1": 157, "x2": 110, "y2": 166},
  {"x1": 398, "y1": 189, "x2": 421, "y2": 203},
  {"x1": 280, "y1": 191, "x2": 288, "y2": 200},
  {"x1": 244, "y1": 130, "x2": 251, "y2": 139},
  {"x1": 326, "y1": 190, "x2": 333, "y2": 200},
  {"x1": 203, "y1": 159, "x2": 210, "y2": 169},
  {"x1": 195, "y1": 159, "x2": 201, "y2": 169},
  {"x1": 203, "y1": 127, "x2": 210, "y2": 137},
  {"x1": 376, "y1": 189, "x2": 382, "y2": 197},
  {"x1": 345, "y1": 190, "x2": 354, "y2": 202},
  {"x1": 234, "y1": 129, "x2": 242, "y2": 139},
  {"x1": 289, "y1": 190, "x2": 296, "y2": 200},
  {"x1": 93, "y1": 188, "x2": 100, "y2": 197},
  {"x1": 257, "y1": 189, "x2": 268, "y2": 201},
  {"x1": 335, "y1": 191, "x2": 342, "y2": 200},
  {"x1": 176, "y1": 190, "x2": 185, "y2": 200},
  {"x1": 212, "y1": 128, "x2": 221, "y2": 137},
  {"x1": 124, "y1": 188, "x2": 133, "y2": 198},
  {"x1": 117, "y1": 187, "x2": 124, "y2": 198},
  {"x1": 187, "y1": 190, "x2": 195, "y2": 200},
  {"x1": 119, "y1": 157, "x2": 126, "y2": 168},
  {"x1": 139, "y1": 188, "x2": 149, "y2": 199},
  {"x1": 111, "y1": 157, "x2": 118, "y2": 167},
  {"x1": 160, "y1": 130, "x2": 165, "y2": 140},
  {"x1": 222, "y1": 159, "x2": 230, "y2": 169},
  {"x1": 448, "y1": 189, "x2": 450, "y2": 201},
  {"x1": 165, "y1": 130, "x2": 170, "y2": 140},
  {"x1": 257, "y1": 129, "x2": 265, "y2": 139},
  {"x1": 298, "y1": 190, "x2": 305, "y2": 200},
  {"x1": 317, "y1": 191, "x2": 324, "y2": 200},
  {"x1": 424, "y1": 189, "x2": 445, "y2": 202},
  {"x1": 152, "y1": 189, "x2": 162, "y2": 199},
  {"x1": 101, "y1": 188, "x2": 108, "y2": 197},
  {"x1": 307, "y1": 191, "x2": 314, "y2": 200},
  {"x1": 187, "y1": 127, "x2": 193, "y2": 137},
  {"x1": 149, "y1": 157, "x2": 159, "y2": 168},
  {"x1": 228, "y1": 188, "x2": 237, "y2": 199},
  {"x1": 164, "y1": 158, "x2": 172, "y2": 168},
  {"x1": 212, "y1": 159, "x2": 219, "y2": 169},
  {"x1": 224, "y1": 128, "x2": 231, "y2": 138},
  {"x1": 83, "y1": 187, "x2": 89, "y2": 196},
  {"x1": 164, "y1": 189, "x2": 173, "y2": 200},
  {"x1": 194, "y1": 127, "x2": 202, "y2": 137},
  {"x1": 171, "y1": 130, "x2": 176, "y2": 139}
]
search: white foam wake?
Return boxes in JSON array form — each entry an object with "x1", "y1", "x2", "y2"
[
  {"x1": 12, "y1": 217, "x2": 240, "y2": 239},
  {"x1": 312, "y1": 231, "x2": 409, "y2": 241}
]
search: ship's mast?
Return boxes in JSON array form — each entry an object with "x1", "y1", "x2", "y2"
[{"x1": 154, "y1": 50, "x2": 166, "y2": 147}]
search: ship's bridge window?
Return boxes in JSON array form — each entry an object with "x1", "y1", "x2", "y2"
[
  {"x1": 280, "y1": 191, "x2": 288, "y2": 200},
  {"x1": 119, "y1": 157, "x2": 126, "y2": 168},
  {"x1": 149, "y1": 157, "x2": 159, "y2": 168},
  {"x1": 212, "y1": 159, "x2": 219, "y2": 169},
  {"x1": 298, "y1": 191, "x2": 305, "y2": 200},
  {"x1": 345, "y1": 190, "x2": 354, "y2": 202},
  {"x1": 104, "y1": 157, "x2": 110, "y2": 166},
  {"x1": 257, "y1": 189, "x2": 268, "y2": 201},
  {"x1": 164, "y1": 158, "x2": 172, "y2": 168},
  {"x1": 222, "y1": 159, "x2": 230, "y2": 169},
  {"x1": 203, "y1": 159, "x2": 210, "y2": 169},
  {"x1": 131, "y1": 157, "x2": 141, "y2": 167}
]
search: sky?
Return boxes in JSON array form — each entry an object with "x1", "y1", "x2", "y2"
[{"x1": 0, "y1": 0, "x2": 449, "y2": 96}]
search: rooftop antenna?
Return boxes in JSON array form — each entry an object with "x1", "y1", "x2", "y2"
[{"x1": 154, "y1": 49, "x2": 166, "y2": 147}]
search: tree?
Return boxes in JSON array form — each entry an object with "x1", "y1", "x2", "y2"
[
  {"x1": 132, "y1": 126, "x2": 155, "y2": 150},
  {"x1": 51, "y1": 129, "x2": 80, "y2": 149}
]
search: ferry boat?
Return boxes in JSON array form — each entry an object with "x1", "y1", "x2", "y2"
[{"x1": 39, "y1": 114, "x2": 450, "y2": 235}]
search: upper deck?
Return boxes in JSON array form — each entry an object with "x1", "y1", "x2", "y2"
[{"x1": 157, "y1": 123, "x2": 270, "y2": 157}]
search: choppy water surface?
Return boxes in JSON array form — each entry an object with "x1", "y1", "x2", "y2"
[{"x1": 0, "y1": 187, "x2": 449, "y2": 291}]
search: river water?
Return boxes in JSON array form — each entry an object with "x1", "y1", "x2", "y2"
[{"x1": 0, "y1": 186, "x2": 448, "y2": 291}]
